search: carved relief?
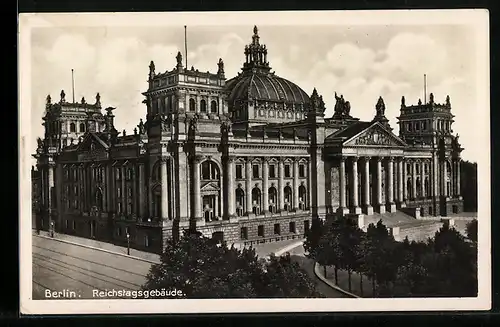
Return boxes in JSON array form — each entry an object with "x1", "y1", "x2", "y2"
[{"x1": 354, "y1": 129, "x2": 394, "y2": 146}]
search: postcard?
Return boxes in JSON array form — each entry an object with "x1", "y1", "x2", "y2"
[{"x1": 19, "y1": 9, "x2": 490, "y2": 314}]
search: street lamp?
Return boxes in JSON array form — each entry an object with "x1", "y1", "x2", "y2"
[{"x1": 126, "y1": 233, "x2": 130, "y2": 255}]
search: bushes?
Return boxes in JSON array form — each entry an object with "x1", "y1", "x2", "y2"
[{"x1": 305, "y1": 217, "x2": 478, "y2": 297}]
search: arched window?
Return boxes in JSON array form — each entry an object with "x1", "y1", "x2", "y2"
[
  {"x1": 268, "y1": 187, "x2": 277, "y2": 213},
  {"x1": 236, "y1": 188, "x2": 245, "y2": 216},
  {"x1": 416, "y1": 177, "x2": 421, "y2": 198},
  {"x1": 252, "y1": 187, "x2": 262, "y2": 215},
  {"x1": 284, "y1": 186, "x2": 293, "y2": 211},
  {"x1": 200, "y1": 99, "x2": 207, "y2": 113},
  {"x1": 79, "y1": 123, "x2": 85, "y2": 133},
  {"x1": 210, "y1": 100, "x2": 218, "y2": 113},
  {"x1": 189, "y1": 98, "x2": 196, "y2": 112},
  {"x1": 152, "y1": 187, "x2": 161, "y2": 218},
  {"x1": 95, "y1": 188, "x2": 103, "y2": 210},
  {"x1": 201, "y1": 160, "x2": 219, "y2": 181},
  {"x1": 298, "y1": 185, "x2": 307, "y2": 210},
  {"x1": 407, "y1": 178, "x2": 412, "y2": 200},
  {"x1": 70, "y1": 123, "x2": 76, "y2": 133},
  {"x1": 425, "y1": 177, "x2": 430, "y2": 198}
]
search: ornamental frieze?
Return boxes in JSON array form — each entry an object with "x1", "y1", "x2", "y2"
[{"x1": 354, "y1": 130, "x2": 395, "y2": 146}]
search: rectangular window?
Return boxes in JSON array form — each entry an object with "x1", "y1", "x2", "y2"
[
  {"x1": 274, "y1": 223, "x2": 281, "y2": 235},
  {"x1": 258, "y1": 225, "x2": 265, "y2": 237},
  {"x1": 117, "y1": 187, "x2": 122, "y2": 198},
  {"x1": 127, "y1": 188, "x2": 132, "y2": 198},
  {"x1": 72, "y1": 220, "x2": 76, "y2": 230},
  {"x1": 117, "y1": 202, "x2": 122, "y2": 214},
  {"x1": 304, "y1": 220, "x2": 310, "y2": 234},
  {"x1": 408, "y1": 123, "x2": 412, "y2": 132},
  {"x1": 415, "y1": 122, "x2": 420, "y2": 131},
  {"x1": 236, "y1": 165, "x2": 243, "y2": 179},
  {"x1": 299, "y1": 164, "x2": 305, "y2": 178},
  {"x1": 269, "y1": 165, "x2": 276, "y2": 178},
  {"x1": 117, "y1": 227, "x2": 122, "y2": 236},
  {"x1": 252, "y1": 164, "x2": 260, "y2": 179},
  {"x1": 422, "y1": 121, "x2": 427, "y2": 131},
  {"x1": 240, "y1": 227, "x2": 248, "y2": 240},
  {"x1": 289, "y1": 221, "x2": 296, "y2": 233},
  {"x1": 65, "y1": 220, "x2": 68, "y2": 229},
  {"x1": 116, "y1": 168, "x2": 121, "y2": 180},
  {"x1": 127, "y1": 203, "x2": 132, "y2": 214},
  {"x1": 284, "y1": 165, "x2": 291, "y2": 178}
]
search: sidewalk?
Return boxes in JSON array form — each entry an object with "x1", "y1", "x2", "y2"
[{"x1": 33, "y1": 229, "x2": 161, "y2": 263}]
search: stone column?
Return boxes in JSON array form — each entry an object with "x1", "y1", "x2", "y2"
[
  {"x1": 193, "y1": 156, "x2": 202, "y2": 220},
  {"x1": 121, "y1": 166, "x2": 126, "y2": 215},
  {"x1": 386, "y1": 157, "x2": 396, "y2": 212},
  {"x1": 246, "y1": 157, "x2": 253, "y2": 215},
  {"x1": 375, "y1": 157, "x2": 386, "y2": 214},
  {"x1": 337, "y1": 157, "x2": 348, "y2": 215},
  {"x1": 397, "y1": 158, "x2": 406, "y2": 208},
  {"x1": 420, "y1": 162, "x2": 426, "y2": 198},
  {"x1": 161, "y1": 158, "x2": 169, "y2": 220},
  {"x1": 443, "y1": 160, "x2": 448, "y2": 197},
  {"x1": 350, "y1": 157, "x2": 361, "y2": 214},
  {"x1": 362, "y1": 157, "x2": 373, "y2": 215},
  {"x1": 101, "y1": 167, "x2": 107, "y2": 212},
  {"x1": 307, "y1": 160, "x2": 312, "y2": 210},
  {"x1": 293, "y1": 158, "x2": 300, "y2": 211},
  {"x1": 48, "y1": 164, "x2": 55, "y2": 210},
  {"x1": 227, "y1": 157, "x2": 235, "y2": 218},
  {"x1": 456, "y1": 159, "x2": 461, "y2": 197},
  {"x1": 138, "y1": 163, "x2": 145, "y2": 218},
  {"x1": 278, "y1": 159, "x2": 284, "y2": 212},
  {"x1": 412, "y1": 161, "x2": 417, "y2": 200},
  {"x1": 262, "y1": 158, "x2": 269, "y2": 214}
]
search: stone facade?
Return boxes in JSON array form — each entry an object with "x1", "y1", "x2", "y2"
[{"x1": 32, "y1": 26, "x2": 464, "y2": 253}]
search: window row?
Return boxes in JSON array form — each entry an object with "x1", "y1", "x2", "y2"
[
  {"x1": 188, "y1": 98, "x2": 218, "y2": 113},
  {"x1": 239, "y1": 220, "x2": 310, "y2": 240},
  {"x1": 69, "y1": 122, "x2": 86, "y2": 133},
  {"x1": 235, "y1": 162, "x2": 307, "y2": 179},
  {"x1": 406, "y1": 162, "x2": 430, "y2": 175}
]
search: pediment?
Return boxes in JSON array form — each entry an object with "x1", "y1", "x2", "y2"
[
  {"x1": 344, "y1": 123, "x2": 406, "y2": 147},
  {"x1": 76, "y1": 133, "x2": 109, "y2": 153},
  {"x1": 200, "y1": 182, "x2": 220, "y2": 193}
]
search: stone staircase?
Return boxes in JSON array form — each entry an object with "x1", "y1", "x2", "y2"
[{"x1": 358, "y1": 211, "x2": 444, "y2": 242}]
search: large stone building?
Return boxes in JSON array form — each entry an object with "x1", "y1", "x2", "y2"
[{"x1": 32, "y1": 26, "x2": 464, "y2": 252}]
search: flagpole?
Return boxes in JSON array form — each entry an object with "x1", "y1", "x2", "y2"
[
  {"x1": 184, "y1": 26, "x2": 188, "y2": 68},
  {"x1": 72, "y1": 69, "x2": 75, "y2": 103},
  {"x1": 424, "y1": 74, "x2": 427, "y2": 104}
]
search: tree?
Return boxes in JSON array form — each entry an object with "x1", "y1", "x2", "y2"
[
  {"x1": 336, "y1": 216, "x2": 364, "y2": 293},
  {"x1": 143, "y1": 232, "x2": 321, "y2": 298},
  {"x1": 466, "y1": 219, "x2": 478, "y2": 243},
  {"x1": 324, "y1": 218, "x2": 344, "y2": 284},
  {"x1": 257, "y1": 253, "x2": 323, "y2": 298},
  {"x1": 362, "y1": 220, "x2": 399, "y2": 296}
]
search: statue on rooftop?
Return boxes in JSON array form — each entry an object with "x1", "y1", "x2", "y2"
[
  {"x1": 217, "y1": 58, "x2": 225, "y2": 76},
  {"x1": 60, "y1": 90, "x2": 66, "y2": 103},
  {"x1": 95, "y1": 93, "x2": 101, "y2": 106}
]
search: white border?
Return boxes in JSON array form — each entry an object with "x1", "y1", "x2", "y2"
[{"x1": 19, "y1": 10, "x2": 491, "y2": 315}]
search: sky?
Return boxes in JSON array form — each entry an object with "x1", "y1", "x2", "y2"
[{"x1": 29, "y1": 21, "x2": 482, "y2": 162}]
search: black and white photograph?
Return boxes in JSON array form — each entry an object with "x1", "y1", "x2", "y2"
[{"x1": 19, "y1": 10, "x2": 490, "y2": 314}]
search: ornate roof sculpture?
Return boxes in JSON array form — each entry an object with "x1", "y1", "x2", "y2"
[
  {"x1": 372, "y1": 96, "x2": 391, "y2": 130},
  {"x1": 331, "y1": 92, "x2": 353, "y2": 119},
  {"x1": 225, "y1": 26, "x2": 310, "y2": 105}
]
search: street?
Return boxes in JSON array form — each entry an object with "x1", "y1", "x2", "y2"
[
  {"x1": 32, "y1": 234, "x2": 346, "y2": 299},
  {"x1": 32, "y1": 235, "x2": 152, "y2": 300}
]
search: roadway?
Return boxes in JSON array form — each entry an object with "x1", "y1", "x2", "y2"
[
  {"x1": 32, "y1": 234, "x2": 346, "y2": 299},
  {"x1": 32, "y1": 235, "x2": 152, "y2": 300}
]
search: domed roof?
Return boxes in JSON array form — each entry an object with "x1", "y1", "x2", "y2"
[
  {"x1": 225, "y1": 72, "x2": 310, "y2": 105},
  {"x1": 224, "y1": 26, "x2": 310, "y2": 106}
]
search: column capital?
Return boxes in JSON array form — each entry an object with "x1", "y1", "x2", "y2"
[
  {"x1": 262, "y1": 157, "x2": 270, "y2": 163},
  {"x1": 160, "y1": 156, "x2": 170, "y2": 163},
  {"x1": 339, "y1": 156, "x2": 346, "y2": 163},
  {"x1": 387, "y1": 156, "x2": 395, "y2": 162},
  {"x1": 247, "y1": 156, "x2": 254, "y2": 162},
  {"x1": 374, "y1": 156, "x2": 382, "y2": 162},
  {"x1": 362, "y1": 156, "x2": 371, "y2": 161},
  {"x1": 227, "y1": 156, "x2": 236, "y2": 163}
]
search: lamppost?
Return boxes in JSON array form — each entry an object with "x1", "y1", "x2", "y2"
[{"x1": 126, "y1": 232, "x2": 130, "y2": 255}]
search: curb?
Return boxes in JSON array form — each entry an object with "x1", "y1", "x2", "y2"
[
  {"x1": 34, "y1": 233, "x2": 161, "y2": 265},
  {"x1": 313, "y1": 263, "x2": 359, "y2": 298}
]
